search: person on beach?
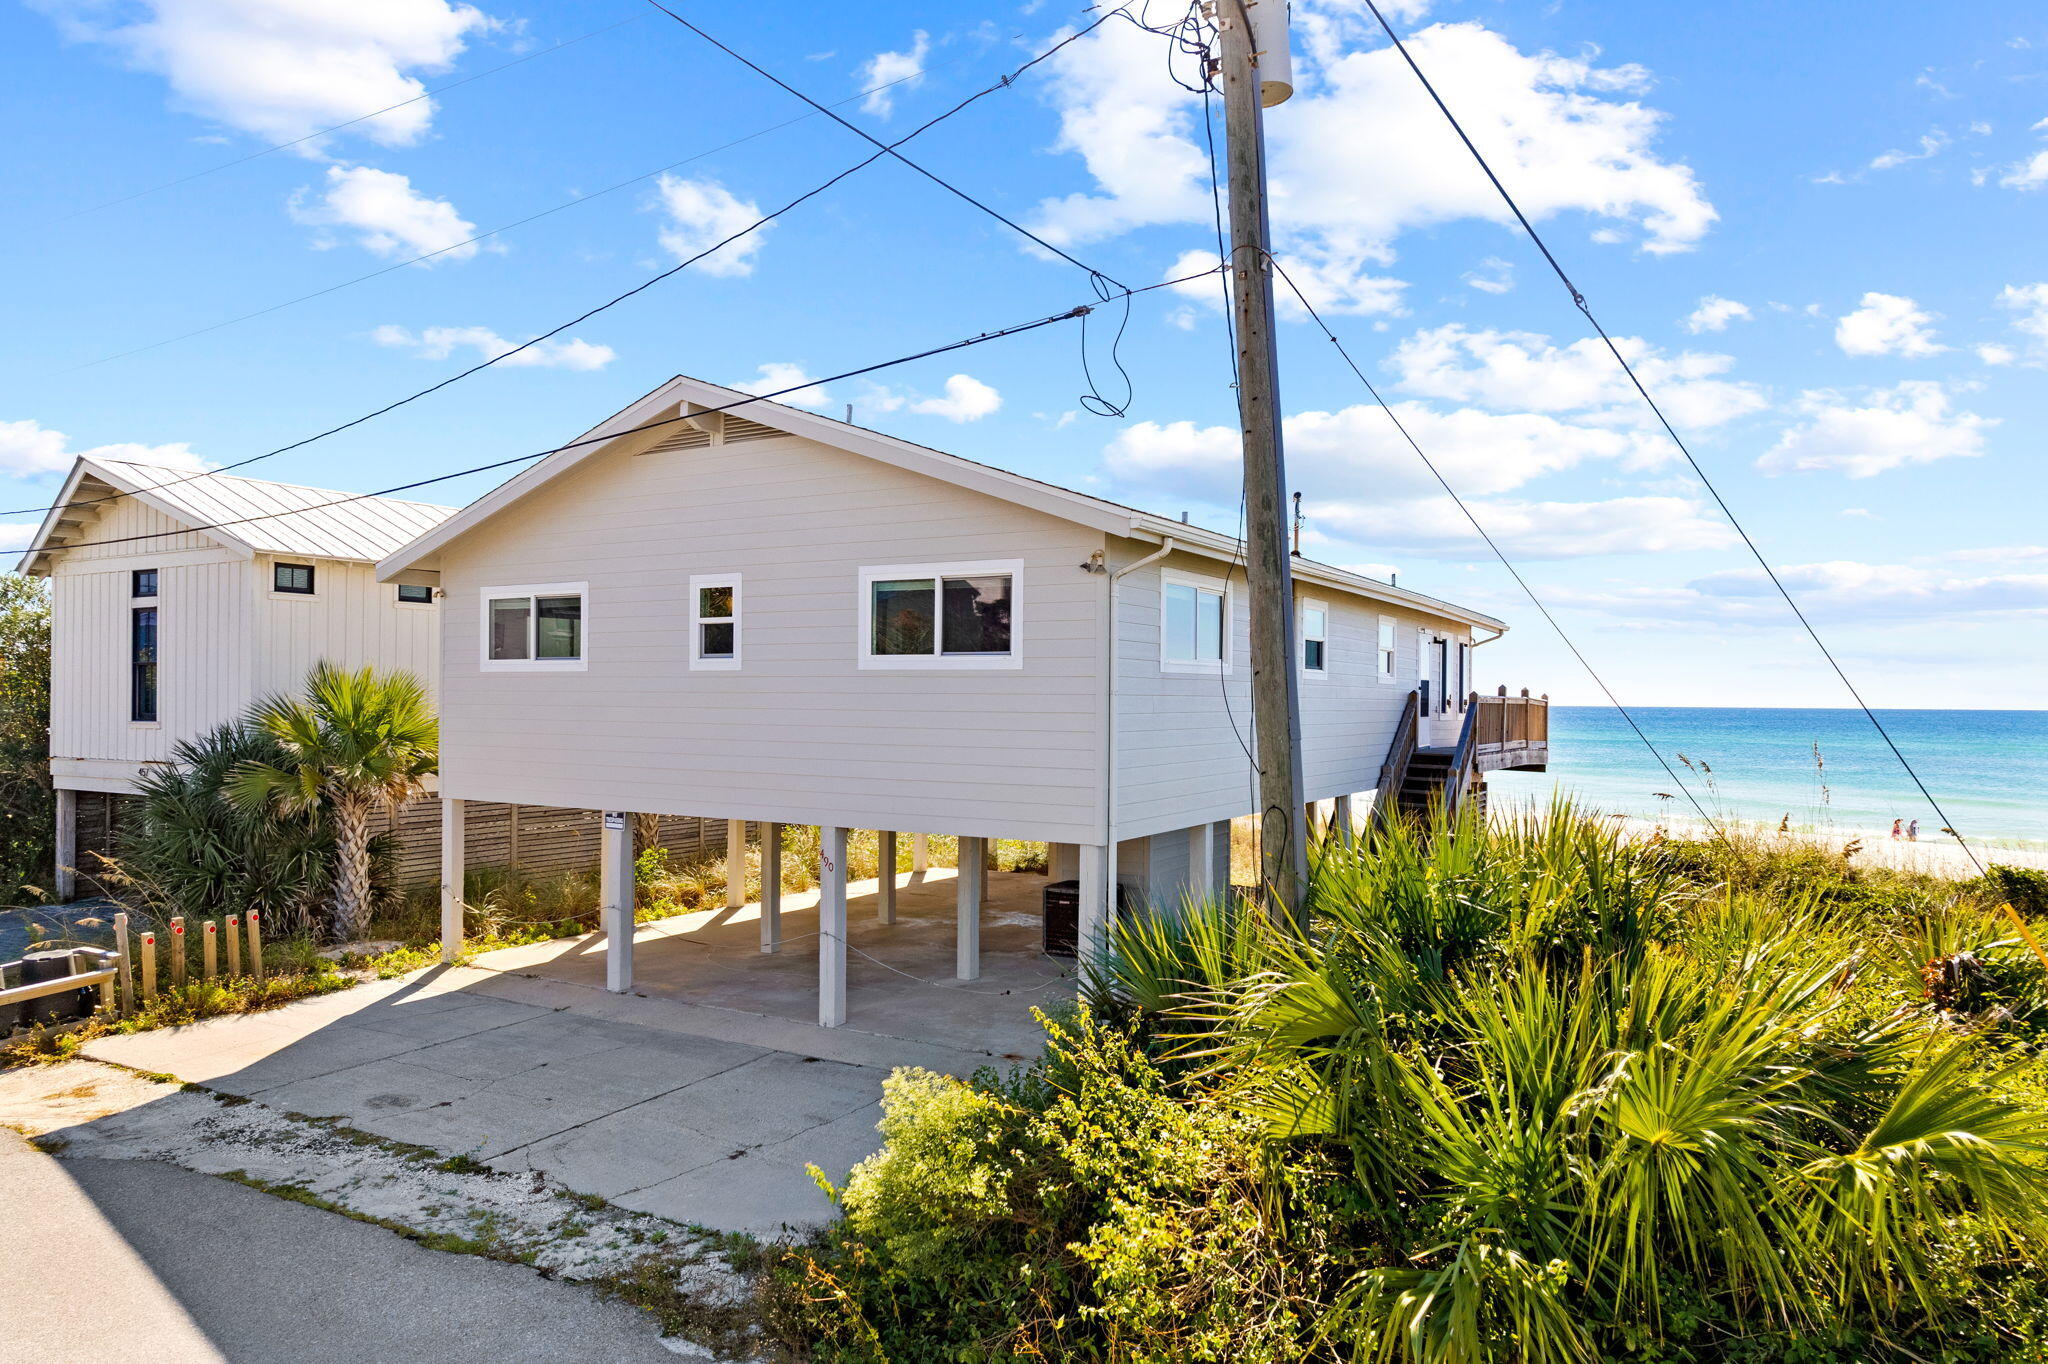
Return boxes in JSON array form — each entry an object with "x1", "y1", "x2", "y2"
[
  {"x1": 1891, "y1": 819, "x2": 1903, "y2": 840},
  {"x1": 1908, "y1": 819, "x2": 1919, "y2": 842}
]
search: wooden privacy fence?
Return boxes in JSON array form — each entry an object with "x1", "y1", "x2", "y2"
[
  {"x1": 0, "y1": 908, "x2": 267, "y2": 1035},
  {"x1": 378, "y1": 800, "x2": 738, "y2": 889}
]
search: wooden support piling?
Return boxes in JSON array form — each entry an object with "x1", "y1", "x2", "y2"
[
  {"x1": 112, "y1": 913, "x2": 134, "y2": 1017},
  {"x1": 203, "y1": 921, "x2": 218, "y2": 980},
  {"x1": 246, "y1": 911, "x2": 264, "y2": 981},
  {"x1": 139, "y1": 932, "x2": 157, "y2": 1003},
  {"x1": 225, "y1": 914, "x2": 241, "y2": 977},
  {"x1": 170, "y1": 917, "x2": 186, "y2": 989}
]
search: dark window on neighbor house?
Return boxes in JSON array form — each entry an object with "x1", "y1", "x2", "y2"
[
  {"x1": 274, "y1": 562, "x2": 315, "y2": 594},
  {"x1": 131, "y1": 606, "x2": 158, "y2": 722},
  {"x1": 397, "y1": 583, "x2": 433, "y2": 604},
  {"x1": 132, "y1": 568, "x2": 158, "y2": 598}
]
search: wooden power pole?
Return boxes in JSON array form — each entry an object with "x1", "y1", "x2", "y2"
[{"x1": 1217, "y1": 0, "x2": 1307, "y2": 923}]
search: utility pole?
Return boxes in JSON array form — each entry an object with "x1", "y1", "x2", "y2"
[{"x1": 1217, "y1": 0, "x2": 1307, "y2": 924}]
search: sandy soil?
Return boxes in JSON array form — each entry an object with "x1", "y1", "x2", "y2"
[{"x1": 1606, "y1": 814, "x2": 2048, "y2": 880}]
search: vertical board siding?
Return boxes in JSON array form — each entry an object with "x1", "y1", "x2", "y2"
[
  {"x1": 49, "y1": 493, "x2": 441, "y2": 778},
  {"x1": 253, "y1": 557, "x2": 440, "y2": 703},
  {"x1": 433, "y1": 432, "x2": 1108, "y2": 844},
  {"x1": 51, "y1": 542, "x2": 250, "y2": 768}
]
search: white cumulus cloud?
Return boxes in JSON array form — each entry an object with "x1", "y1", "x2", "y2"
[
  {"x1": 0, "y1": 417, "x2": 211, "y2": 478},
  {"x1": 733, "y1": 363, "x2": 832, "y2": 411},
  {"x1": 371, "y1": 325, "x2": 613, "y2": 370},
  {"x1": 911, "y1": 374, "x2": 1002, "y2": 422},
  {"x1": 1758, "y1": 381, "x2": 1992, "y2": 478},
  {"x1": 1993, "y1": 282, "x2": 2048, "y2": 363},
  {"x1": 1033, "y1": 20, "x2": 1715, "y2": 314},
  {"x1": 1103, "y1": 399, "x2": 1734, "y2": 560},
  {"x1": 1388, "y1": 324, "x2": 1767, "y2": 431},
  {"x1": 289, "y1": 164, "x2": 479, "y2": 260},
  {"x1": 859, "y1": 30, "x2": 929, "y2": 117},
  {"x1": 1834, "y1": 292, "x2": 1946, "y2": 357},
  {"x1": 1684, "y1": 295, "x2": 1751, "y2": 333},
  {"x1": 1995, "y1": 118, "x2": 2048, "y2": 190},
  {"x1": 30, "y1": 0, "x2": 490, "y2": 149},
  {"x1": 652, "y1": 175, "x2": 767, "y2": 277}
]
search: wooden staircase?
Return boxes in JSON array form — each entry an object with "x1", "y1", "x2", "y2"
[{"x1": 1374, "y1": 687, "x2": 1548, "y2": 829}]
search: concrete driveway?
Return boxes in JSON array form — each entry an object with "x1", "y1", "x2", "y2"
[
  {"x1": 81, "y1": 955, "x2": 1023, "y2": 1235},
  {"x1": 0, "y1": 1126, "x2": 681, "y2": 1364}
]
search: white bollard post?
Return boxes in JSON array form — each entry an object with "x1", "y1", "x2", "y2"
[{"x1": 601, "y1": 812, "x2": 634, "y2": 994}]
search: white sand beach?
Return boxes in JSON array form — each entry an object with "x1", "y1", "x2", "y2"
[{"x1": 1605, "y1": 814, "x2": 2048, "y2": 880}]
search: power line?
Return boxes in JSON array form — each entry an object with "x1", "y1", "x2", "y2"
[
  {"x1": 1264, "y1": 256, "x2": 1720, "y2": 833},
  {"x1": 57, "y1": 14, "x2": 649, "y2": 221},
  {"x1": 642, "y1": 0, "x2": 1127, "y2": 290},
  {"x1": 48, "y1": 268, "x2": 1218, "y2": 556},
  {"x1": 62, "y1": 49, "x2": 972, "y2": 373},
  {"x1": 10, "y1": 19, "x2": 1111, "y2": 523},
  {"x1": 1355, "y1": 0, "x2": 1972, "y2": 865}
]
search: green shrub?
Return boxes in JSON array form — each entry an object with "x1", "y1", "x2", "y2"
[
  {"x1": 778, "y1": 804, "x2": 2048, "y2": 1364},
  {"x1": 109, "y1": 723, "x2": 344, "y2": 937},
  {"x1": 1988, "y1": 864, "x2": 2048, "y2": 918}
]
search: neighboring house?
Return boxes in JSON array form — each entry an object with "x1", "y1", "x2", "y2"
[
  {"x1": 17, "y1": 457, "x2": 732, "y2": 901},
  {"x1": 378, "y1": 375, "x2": 1548, "y2": 1026}
]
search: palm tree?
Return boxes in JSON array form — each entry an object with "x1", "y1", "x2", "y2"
[{"x1": 226, "y1": 662, "x2": 437, "y2": 941}]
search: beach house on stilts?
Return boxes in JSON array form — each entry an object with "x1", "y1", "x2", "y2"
[
  {"x1": 19, "y1": 457, "x2": 735, "y2": 900},
  {"x1": 378, "y1": 375, "x2": 1548, "y2": 1032}
]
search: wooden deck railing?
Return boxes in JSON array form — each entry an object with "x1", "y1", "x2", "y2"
[{"x1": 1471, "y1": 687, "x2": 1550, "y2": 771}]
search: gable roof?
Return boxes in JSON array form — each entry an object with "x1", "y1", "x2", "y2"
[
  {"x1": 17, "y1": 458, "x2": 458, "y2": 576},
  {"x1": 376, "y1": 374, "x2": 1506, "y2": 632}
]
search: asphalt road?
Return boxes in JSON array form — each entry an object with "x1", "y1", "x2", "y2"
[{"x1": 0, "y1": 1129, "x2": 682, "y2": 1364}]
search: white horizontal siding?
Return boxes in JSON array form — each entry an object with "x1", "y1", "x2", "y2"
[
  {"x1": 433, "y1": 431, "x2": 1108, "y2": 844},
  {"x1": 1109, "y1": 539, "x2": 1478, "y2": 841}
]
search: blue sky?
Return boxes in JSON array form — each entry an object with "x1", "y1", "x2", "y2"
[{"x1": 5, "y1": 0, "x2": 2045, "y2": 710}]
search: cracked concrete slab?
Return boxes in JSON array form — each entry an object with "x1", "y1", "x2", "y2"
[{"x1": 75, "y1": 883, "x2": 1056, "y2": 1235}]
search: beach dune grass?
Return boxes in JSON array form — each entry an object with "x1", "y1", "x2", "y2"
[{"x1": 774, "y1": 800, "x2": 2048, "y2": 1364}]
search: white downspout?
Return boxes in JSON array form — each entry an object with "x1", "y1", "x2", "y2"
[{"x1": 1104, "y1": 537, "x2": 1177, "y2": 928}]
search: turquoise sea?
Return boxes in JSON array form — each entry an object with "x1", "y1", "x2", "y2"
[{"x1": 1488, "y1": 707, "x2": 2048, "y2": 847}]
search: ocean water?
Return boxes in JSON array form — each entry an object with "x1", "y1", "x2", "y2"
[{"x1": 1488, "y1": 707, "x2": 2048, "y2": 847}]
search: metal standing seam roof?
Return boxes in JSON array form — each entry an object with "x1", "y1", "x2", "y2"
[{"x1": 65, "y1": 460, "x2": 458, "y2": 564}]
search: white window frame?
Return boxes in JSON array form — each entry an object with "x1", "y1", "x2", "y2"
[
  {"x1": 1456, "y1": 639, "x2": 1472, "y2": 711},
  {"x1": 856, "y1": 559, "x2": 1023, "y2": 671},
  {"x1": 1159, "y1": 567, "x2": 1233, "y2": 675},
  {"x1": 1299, "y1": 597, "x2": 1330, "y2": 679},
  {"x1": 1376, "y1": 615, "x2": 1398, "y2": 683},
  {"x1": 689, "y1": 572, "x2": 742, "y2": 671},
  {"x1": 480, "y1": 582, "x2": 588, "y2": 673}
]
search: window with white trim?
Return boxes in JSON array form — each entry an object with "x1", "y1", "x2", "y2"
[
  {"x1": 1377, "y1": 616, "x2": 1397, "y2": 681},
  {"x1": 1161, "y1": 568, "x2": 1229, "y2": 672},
  {"x1": 1457, "y1": 640, "x2": 1472, "y2": 710},
  {"x1": 858, "y1": 560, "x2": 1021, "y2": 669},
  {"x1": 690, "y1": 573, "x2": 741, "y2": 670},
  {"x1": 1300, "y1": 599, "x2": 1329, "y2": 676},
  {"x1": 481, "y1": 583, "x2": 587, "y2": 671}
]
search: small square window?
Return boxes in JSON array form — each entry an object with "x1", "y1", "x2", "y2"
[
  {"x1": 690, "y1": 576, "x2": 740, "y2": 669},
  {"x1": 396, "y1": 583, "x2": 433, "y2": 604},
  {"x1": 132, "y1": 569, "x2": 158, "y2": 598},
  {"x1": 1301, "y1": 602, "x2": 1329, "y2": 675},
  {"x1": 274, "y1": 562, "x2": 315, "y2": 595},
  {"x1": 1162, "y1": 574, "x2": 1227, "y2": 669}
]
